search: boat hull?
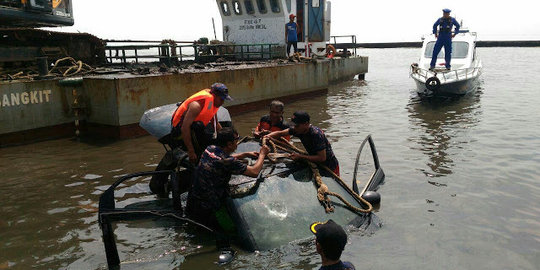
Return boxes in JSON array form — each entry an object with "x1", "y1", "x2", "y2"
[{"x1": 413, "y1": 75, "x2": 479, "y2": 96}]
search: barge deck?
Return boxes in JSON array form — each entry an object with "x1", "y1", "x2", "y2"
[{"x1": 0, "y1": 57, "x2": 368, "y2": 146}]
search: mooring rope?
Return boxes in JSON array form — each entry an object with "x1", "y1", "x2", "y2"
[
  {"x1": 263, "y1": 137, "x2": 373, "y2": 214},
  {"x1": 49, "y1": 57, "x2": 94, "y2": 77},
  {"x1": 262, "y1": 137, "x2": 278, "y2": 163}
]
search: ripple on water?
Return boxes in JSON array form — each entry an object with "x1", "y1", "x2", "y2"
[
  {"x1": 82, "y1": 174, "x2": 103, "y2": 180},
  {"x1": 1, "y1": 47, "x2": 540, "y2": 269}
]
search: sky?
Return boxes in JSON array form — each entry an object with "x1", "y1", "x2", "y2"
[{"x1": 53, "y1": 0, "x2": 540, "y2": 42}]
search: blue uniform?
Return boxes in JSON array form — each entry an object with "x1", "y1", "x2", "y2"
[
  {"x1": 187, "y1": 145, "x2": 247, "y2": 212},
  {"x1": 430, "y1": 17, "x2": 460, "y2": 69},
  {"x1": 186, "y1": 145, "x2": 247, "y2": 249}
]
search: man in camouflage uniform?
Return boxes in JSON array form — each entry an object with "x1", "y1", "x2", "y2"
[{"x1": 186, "y1": 127, "x2": 269, "y2": 261}]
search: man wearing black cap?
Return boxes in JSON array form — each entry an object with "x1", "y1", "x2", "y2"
[
  {"x1": 310, "y1": 219, "x2": 356, "y2": 270},
  {"x1": 266, "y1": 111, "x2": 340, "y2": 176},
  {"x1": 171, "y1": 82, "x2": 233, "y2": 164},
  {"x1": 430, "y1": 8, "x2": 460, "y2": 71},
  {"x1": 186, "y1": 127, "x2": 270, "y2": 263}
]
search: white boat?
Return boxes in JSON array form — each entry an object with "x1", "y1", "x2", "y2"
[{"x1": 410, "y1": 30, "x2": 482, "y2": 96}]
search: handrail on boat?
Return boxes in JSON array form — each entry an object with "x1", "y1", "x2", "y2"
[{"x1": 410, "y1": 64, "x2": 480, "y2": 83}]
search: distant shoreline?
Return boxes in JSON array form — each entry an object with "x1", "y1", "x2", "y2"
[{"x1": 349, "y1": 40, "x2": 540, "y2": 48}]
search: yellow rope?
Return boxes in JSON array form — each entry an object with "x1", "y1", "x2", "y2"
[
  {"x1": 262, "y1": 137, "x2": 278, "y2": 163},
  {"x1": 49, "y1": 57, "x2": 94, "y2": 77},
  {"x1": 262, "y1": 137, "x2": 373, "y2": 214}
]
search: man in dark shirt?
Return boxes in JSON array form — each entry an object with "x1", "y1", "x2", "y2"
[
  {"x1": 266, "y1": 111, "x2": 340, "y2": 176},
  {"x1": 186, "y1": 127, "x2": 269, "y2": 263},
  {"x1": 310, "y1": 219, "x2": 356, "y2": 270},
  {"x1": 253, "y1": 100, "x2": 290, "y2": 140}
]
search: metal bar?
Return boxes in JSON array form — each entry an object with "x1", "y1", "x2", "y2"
[{"x1": 105, "y1": 39, "x2": 195, "y2": 44}]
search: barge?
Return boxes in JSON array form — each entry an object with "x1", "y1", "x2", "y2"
[{"x1": 1, "y1": 0, "x2": 368, "y2": 146}]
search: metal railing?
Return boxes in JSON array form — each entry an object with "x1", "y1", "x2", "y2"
[
  {"x1": 329, "y1": 35, "x2": 358, "y2": 56},
  {"x1": 104, "y1": 40, "x2": 283, "y2": 66},
  {"x1": 410, "y1": 64, "x2": 482, "y2": 83}
]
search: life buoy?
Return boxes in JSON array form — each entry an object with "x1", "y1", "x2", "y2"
[
  {"x1": 425, "y1": 76, "x2": 441, "y2": 91},
  {"x1": 326, "y1": 45, "x2": 336, "y2": 58}
]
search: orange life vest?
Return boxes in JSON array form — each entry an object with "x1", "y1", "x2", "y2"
[{"x1": 172, "y1": 89, "x2": 219, "y2": 128}]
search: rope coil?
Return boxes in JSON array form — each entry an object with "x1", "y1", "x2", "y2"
[{"x1": 262, "y1": 137, "x2": 373, "y2": 214}]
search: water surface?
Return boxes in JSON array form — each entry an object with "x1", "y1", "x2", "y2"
[{"x1": 1, "y1": 47, "x2": 539, "y2": 269}]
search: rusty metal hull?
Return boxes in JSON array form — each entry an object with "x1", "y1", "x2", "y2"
[{"x1": 1, "y1": 57, "x2": 368, "y2": 146}]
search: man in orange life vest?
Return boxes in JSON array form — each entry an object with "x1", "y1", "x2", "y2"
[
  {"x1": 171, "y1": 83, "x2": 233, "y2": 164},
  {"x1": 252, "y1": 100, "x2": 290, "y2": 141}
]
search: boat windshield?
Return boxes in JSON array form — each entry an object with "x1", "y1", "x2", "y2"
[{"x1": 424, "y1": 41, "x2": 469, "y2": 59}]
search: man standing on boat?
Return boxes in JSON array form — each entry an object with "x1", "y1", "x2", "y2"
[
  {"x1": 171, "y1": 83, "x2": 232, "y2": 164},
  {"x1": 266, "y1": 111, "x2": 340, "y2": 176},
  {"x1": 285, "y1": 14, "x2": 299, "y2": 57},
  {"x1": 430, "y1": 8, "x2": 460, "y2": 71}
]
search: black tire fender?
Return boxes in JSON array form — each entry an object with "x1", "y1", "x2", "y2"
[{"x1": 425, "y1": 76, "x2": 441, "y2": 91}]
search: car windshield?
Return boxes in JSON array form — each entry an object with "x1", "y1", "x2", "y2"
[
  {"x1": 229, "y1": 141, "x2": 370, "y2": 251},
  {"x1": 424, "y1": 41, "x2": 469, "y2": 59}
]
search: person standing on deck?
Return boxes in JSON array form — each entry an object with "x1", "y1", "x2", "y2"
[
  {"x1": 430, "y1": 8, "x2": 460, "y2": 71},
  {"x1": 285, "y1": 14, "x2": 299, "y2": 57}
]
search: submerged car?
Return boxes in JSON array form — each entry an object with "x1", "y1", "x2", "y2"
[{"x1": 98, "y1": 104, "x2": 385, "y2": 268}]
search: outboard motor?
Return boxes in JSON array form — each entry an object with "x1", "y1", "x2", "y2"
[{"x1": 139, "y1": 104, "x2": 232, "y2": 198}]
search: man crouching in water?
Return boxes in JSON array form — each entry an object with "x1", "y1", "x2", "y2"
[
  {"x1": 265, "y1": 111, "x2": 340, "y2": 176},
  {"x1": 186, "y1": 127, "x2": 270, "y2": 264}
]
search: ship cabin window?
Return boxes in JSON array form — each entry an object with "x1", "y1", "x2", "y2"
[
  {"x1": 256, "y1": 0, "x2": 267, "y2": 14},
  {"x1": 220, "y1": 1, "x2": 231, "y2": 16},
  {"x1": 244, "y1": 0, "x2": 255, "y2": 14},
  {"x1": 269, "y1": 0, "x2": 280, "y2": 13},
  {"x1": 233, "y1": 0, "x2": 242, "y2": 15},
  {"x1": 424, "y1": 41, "x2": 469, "y2": 59},
  {"x1": 285, "y1": 0, "x2": 291, "y2": 13}
]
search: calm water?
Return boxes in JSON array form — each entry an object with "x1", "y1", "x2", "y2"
[{"x1": 1, "y1": 47, "x2": 539, "y2": 269}]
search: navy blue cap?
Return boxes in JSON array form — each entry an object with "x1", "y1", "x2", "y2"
[
  {"x1": 210, "y1": 83, "x2": 233, "y2": 101},
  {"x1": 310, "y1": 219, "x2": 347, "y2": 252},
  {"x1": 442, "y1": 8, "x2": 451, "y2": 13}
]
